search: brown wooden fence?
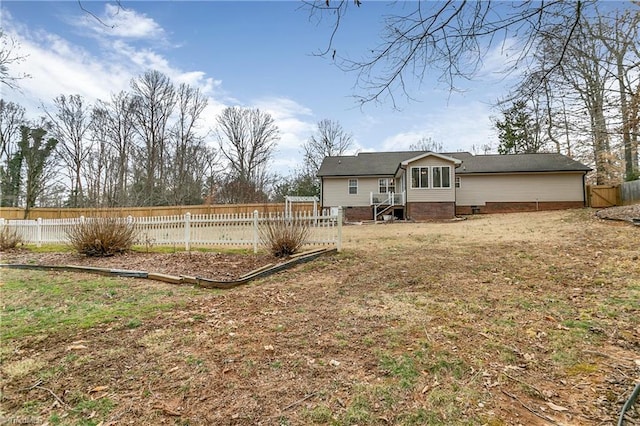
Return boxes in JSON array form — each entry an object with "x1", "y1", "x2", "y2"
[
  {"x1": 587, "y1": 185, "x2": 621, "y2": 208},
  {"x1": 0, "y1": 202, "x2": 316, "y2": 220}
]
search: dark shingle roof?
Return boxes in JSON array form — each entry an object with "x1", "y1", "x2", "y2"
[
  {"x1": 317, "y1": 151, "x2": 472, "y2": 177},
  {"x1": 317, "y1": 151, "x2": 591, "y2": 177},
  {"x1": 456, "y1": 153, "x2": 592, "y2": 174}
]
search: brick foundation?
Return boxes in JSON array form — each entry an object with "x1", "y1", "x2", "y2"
[
  {"x1": 406, "y1": 202, "x2": 455, "y2": 220},
  {"x1": 343, "y1": 206, "x2": 373, "y2": 221},
  {"x1": 455, "y1": 201, "x2": 585, "y2": 215}
]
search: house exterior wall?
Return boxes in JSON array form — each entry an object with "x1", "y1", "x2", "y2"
[
  {"x1": 405, "y1": 157, "x2": 456, "y2": 202},
  {"x1": 455, "y1": 173, "x2": 586, "y2": 206},
  {"x1": 321, "y1": 176, "x2": 391, "y2": 208}
]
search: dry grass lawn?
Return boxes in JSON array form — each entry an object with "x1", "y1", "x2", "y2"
[{"x1": 1, "y1": 209, "x2": 639, "y2": 425}]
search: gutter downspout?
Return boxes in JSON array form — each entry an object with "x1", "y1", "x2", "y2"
[
  {"x1": 582, "y1": 173, "x2": 587, "y2": 207},
  {"x1": 455, "y1": 161, "x2": 464, "y2": 216},
  {"x1": 319, "y1": 176, "x2": 324, "y2": 213},
  {"x1": 399, "y1": 165, "x2": 407, "y2": 220}
]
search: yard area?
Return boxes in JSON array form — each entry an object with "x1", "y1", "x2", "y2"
[{"x1": 1, "y1": 209, "x2": 639, "y2": 425}]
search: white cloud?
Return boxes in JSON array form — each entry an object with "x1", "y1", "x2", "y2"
[
  {"x1": 252, "y1": 97, "x2": 313, "y2": 121},
  {"x1": 76, "y1": 4, "x2": 165, "y2": 40},
  {"x1": 381, "y1": 102, "x2": 497, "y2": 153},
  {"x1": 3, "y1": 29, "x2": 131, "y2": 112},
  {"x1": 174, "y1": 71, "x2": 221, "y2": 96},
  {"x1": 1, "y1": 11, "x2": 227, "y2": 131},
  {"x1": 252, "y1": 97, "x2": 315, "y2": 151},
  {"x1": 381, "y1": 130, "x2": 429, "y2": 151},
  {"x1": 475, "y1": 36, "x2": 527, "y2": 83},
  {"x1": 249, "y1": 97, "x2": 317, "y2": 174}
]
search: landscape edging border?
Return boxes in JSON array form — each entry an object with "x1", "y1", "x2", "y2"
[{"x1": 0, "y1": 247, "x2": 337, "y2": 290}]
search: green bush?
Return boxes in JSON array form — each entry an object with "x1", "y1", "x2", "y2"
[
  {"x1": 259, "y1": 217, "x2": 310, "y2": 258},
  {"x1": 67, "y1": 217, "x2": 137, "y2": 257},
  {"x1": 0, "y1": 226, "x2": 23, "y2": 251}
]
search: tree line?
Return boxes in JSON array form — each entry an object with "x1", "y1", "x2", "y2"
[
  {"x1": 493, "y1": 6, "x2": 639, "y2": 184},
  {"x1": 0, "y1": 70, "x2": 354, "y2": 216},
  {"x1": 309, "y1": 2, "x2": 638, "y2": 183}
]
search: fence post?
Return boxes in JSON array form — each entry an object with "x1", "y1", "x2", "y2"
[
  {"x1": 37, "y1": 217, "x2": 42, "y2": 248},
  {"x1": 184, "y1": 212, "x2": 191, "y2": 252},
  {"x1": 337, "y1": 207, "x2": 343, "y2": 252},
  {"x1": 253, "y1": 210, "x2": 259, "y2": 254}
]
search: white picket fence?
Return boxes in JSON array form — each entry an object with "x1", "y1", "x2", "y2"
[{"x1": 0, "y1": 209, "x2": 343, "y2": 253}]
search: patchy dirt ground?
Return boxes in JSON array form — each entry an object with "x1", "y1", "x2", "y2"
[{"x1": 1, "y1": 207, "x2": 639, "y2": 425}]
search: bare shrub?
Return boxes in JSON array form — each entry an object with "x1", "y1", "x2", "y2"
[
  {"x1": 67, "y1": 217, "x2": 137, "y2": 257},
  {"x1": 0, "y1": 226, "x2": 23, "y2": 251},
  {"x1": 259, "y1": 217, "x2": 310, "y2": 258}
]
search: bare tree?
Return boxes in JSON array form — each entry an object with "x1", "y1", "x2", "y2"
[
  {"x1": 201, "y1": 146, "x2": 221, "y2": 204},
  {"x1": 0, "y1": 99, "x2": 25, "y2": 160},
  {"x1": 216, "y1": 107, "x2": 279, "y2": 203},
  {"x1": 94, "y1": 91, "x2": 137, "y2": 206},
  {"x1": 409, "y1": 136, "x2": 443, "y2": 152},
  {"x1": 85, "y1": 107, "x2": 115, "y2": 207},
  {"x1": 130, "y1": 70, "x2": 176, "y2": 205},
  {"x1": 167, "y1": 83, "x2": 209, "y2": 205},
  {"x1": 305, "y1": 1, "x2": 588, "y2": 105},
  {"x1": 0, "y1": 30, "x2": 29, "y2": 89},
  {"x1": 0, "y1": 100, "x2": 26, "y2": 206},
  {"x1": 501, "y1": 6, "x2": 640, "y2": 184},
  {"x1": 303, "y1": 119, "x2": 353, "y2": 175},
  {"x1": 46, "y1": 94, "x2": 94, "y2": 207},
  {"x1": 591, "y1": 10, "x2": 640, "y2": 180}
]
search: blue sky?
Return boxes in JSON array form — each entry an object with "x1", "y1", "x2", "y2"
[{"x1": 1, "y1": 1, "x2": 518, "y2": 175}]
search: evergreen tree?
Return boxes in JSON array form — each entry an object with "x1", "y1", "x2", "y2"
[{"x1": 495, "y1": 101, "x2": 544, "y2": 154}]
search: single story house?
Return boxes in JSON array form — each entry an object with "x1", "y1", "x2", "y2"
[{"x1": 317, "y1": 151, "x2": 592, "y2": 221}]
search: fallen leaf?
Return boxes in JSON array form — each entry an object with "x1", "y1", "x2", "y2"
[
  {"x1": 90, "y1": 385, "x2": 109, "y2": 393},
  {"x1": 546, "y1": 401, "x2": 568, "y2": 411},
  {"x1": 67, "y1": 344, "x2": 88, "y2": 351}
]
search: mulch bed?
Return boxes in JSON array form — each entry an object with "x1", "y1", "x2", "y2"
[{"x1": 0, "y1": 251, "x2": 279, "y2": 281}]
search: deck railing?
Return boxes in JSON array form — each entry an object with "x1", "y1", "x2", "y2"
[
  {"x1": 0, "y1": 209, "x2": 343, "y2": 253},
  {"x1": 370, "y1": 192, "x2": 405, "y2": 206}
]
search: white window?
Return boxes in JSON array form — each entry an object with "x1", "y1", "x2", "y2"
[
  {"x1": 411, "y1": 167, "x2": 429, "y2": 188},
  {"x1": 348, "y1": 179, "x2": 358, "y2": 194},
  {"x1": 432, "y1": 166, "x2": 451, "y2": 188},
  {"x1": 379, "y1": 178, "x2": 396, "y2": 193}
]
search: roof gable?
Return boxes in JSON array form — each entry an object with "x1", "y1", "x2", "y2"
[{"x1": 401, "y1": 152, "x2": 462, "y2": 166}]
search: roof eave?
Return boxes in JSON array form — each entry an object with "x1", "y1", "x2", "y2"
[{"x1": 457, "y1": 169, "x2": 592, "y2": 175}]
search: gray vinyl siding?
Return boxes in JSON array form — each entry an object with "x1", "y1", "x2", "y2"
[{"x1": 455, "y1": 173, "x2": 585, "y2": 205}]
